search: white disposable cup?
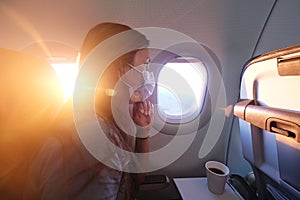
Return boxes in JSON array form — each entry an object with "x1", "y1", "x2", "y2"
[{"x1": 205, "y1": 161, "x2": 230, "y2": 195}]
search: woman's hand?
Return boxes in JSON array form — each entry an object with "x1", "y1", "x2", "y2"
[{"x1": 131, "y1": 100, "x2": 153, "y2": 127}]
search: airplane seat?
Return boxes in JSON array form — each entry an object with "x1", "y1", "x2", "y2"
[
  {"x1": 0, "y1": 48, "x2": 64, "y2": 200},
  {"x1": 234, "y1": 44, "x2": 300, "y2": 200}
]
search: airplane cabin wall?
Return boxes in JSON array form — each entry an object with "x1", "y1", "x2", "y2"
[
  {"x1": 148, "y1": 0, "x2": 276, "y2": 177},
  {"x1": 254, "y1": 0, "x2": 300, "y2": 55}
]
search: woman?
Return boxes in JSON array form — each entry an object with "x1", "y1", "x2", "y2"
[{"x1": 24, "y1": 22, "x2": 154, "y2": 200}]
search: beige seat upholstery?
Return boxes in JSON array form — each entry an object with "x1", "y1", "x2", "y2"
[{"x1": 0, "y1": 48, "x2": 64, "y2": 200}]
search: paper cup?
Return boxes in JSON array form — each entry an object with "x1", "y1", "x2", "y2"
[{"x1": 205, "y1": 161, "x2": 230, "y2": 195}]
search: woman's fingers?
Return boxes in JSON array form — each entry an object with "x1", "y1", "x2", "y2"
[
  {"x1": 138, "y1": 100, "x2": 153, "y2": 116},
  {"x1": 131, "y1": 100, "x2": 154, "y2": 126},
  {"x1": 146, "y1": 101, "x2": 153, "y2": 116}
]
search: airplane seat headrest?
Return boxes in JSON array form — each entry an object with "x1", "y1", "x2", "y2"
[{"x1": 0, "y1": 48, "x2": 64, "y2": 132}]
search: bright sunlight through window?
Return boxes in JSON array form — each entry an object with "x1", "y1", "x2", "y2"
[
  {"x1": 157, "y1": 57, "x2": 207, "y2": 122},
  {"x1": 51, "y1": 63, "x2": 79, "y2": 101}
]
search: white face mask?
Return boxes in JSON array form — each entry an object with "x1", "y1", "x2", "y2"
[
  {"x1": 111, "y1": 62, "x2": 155, "y2": 136},
  {"x1": 120, "y1": 63, "x2": 155, "y2": 102}
]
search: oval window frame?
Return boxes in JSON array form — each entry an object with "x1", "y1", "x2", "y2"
[{"x1": 157, "y1": 56, "x2": 208, "y2": 124}]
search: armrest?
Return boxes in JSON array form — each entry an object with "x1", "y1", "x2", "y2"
[
  {"x1": 139, "y1": 174, "x2": 170, "y2": 191},
  {"x1": 234, "y1": 99, "x2": 300, "y2": 142}
]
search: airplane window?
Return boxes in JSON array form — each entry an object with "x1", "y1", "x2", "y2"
[
  {"x1": 20, "y1": 41, "x2": 79, "y2": 101},
  {"x1": 157, "y1": 57, "x2": 207, "y2": 123},
  {"x1": 51, "y1": 62, "x2": 79, "y2": 101}
]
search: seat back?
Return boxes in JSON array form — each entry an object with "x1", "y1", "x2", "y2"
[
  {"x1": 0, "y1": 48, "x2": 64, "y2": 199},
  {"x1": 234, "y1": 44, "x2": 300, "y2": 200}
]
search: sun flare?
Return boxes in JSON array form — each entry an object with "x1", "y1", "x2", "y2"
[{"x1": 51, "y1": 63, "x2": 79, "y2": 101}]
